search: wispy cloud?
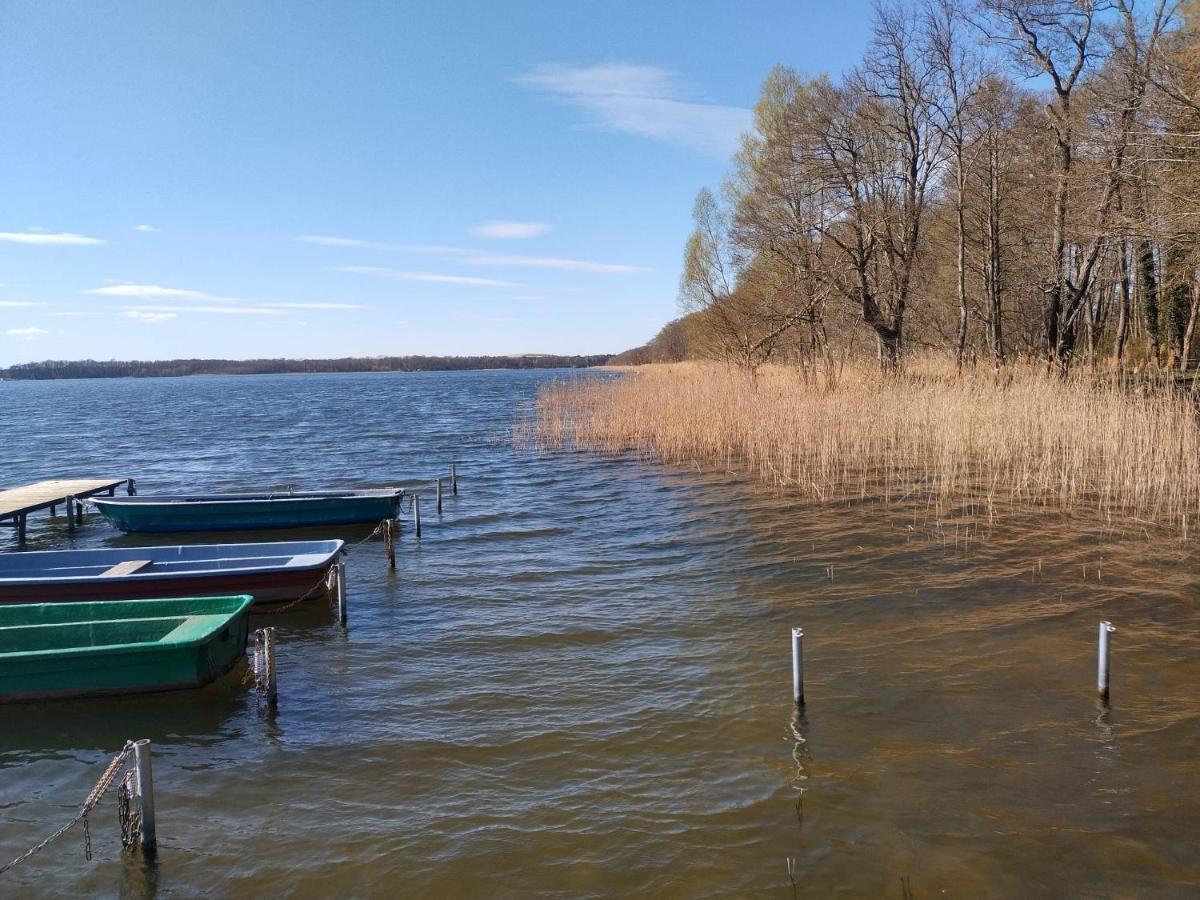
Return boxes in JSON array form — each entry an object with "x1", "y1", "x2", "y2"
[
  {"x1": 335, "y1": 266, "x2": 518, "y2": 288},
  {"x1": 517, "y1": 62, "x2": 750, "y2": 156},
  {"x1": 0, "y1": 231, "x2": 106, "y2": 246},
  {"x1": 86, "y1": 284, "x2": 206, "y2": 298},
  {"x1": 261, "y1": 302, "x2": 363, "y2": 310},
  {"x1": 0, "y1": 300, "x2": 41, "y2": 308},
  {"x1": 6, "y1": 326, "x2": 48, "y2": 338},
  {"x1": 133, "y1": 224, "x2": 159, "y2": 233},
  {"x1": 296, "y1": 235, "x2": 472, "y2": 255},
  {"x1": 296, "y1": 234, "x2": 398, "y2": 250},
  {"x1": 123, "y1": 310, "x2": 176, "y2": 323},
  {"x1": 463, "y1": 253, "x2": 648, "y2": 274},
  {"x1": 83, "y1": 283, "x2": 362, "y2": 314},
  {"x1": 472, "y1": 220, "x2": 551, "y2": 240},
  {"x1": 121, "y1": 304, "x2": 286, "y2": 316}
]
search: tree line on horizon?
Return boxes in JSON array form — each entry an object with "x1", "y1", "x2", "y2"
[
  {"x1": 0, "y1": 354, "x2": 612, "y2": 380},
  {"x1": 617, "y1": 0, "x2": 1200, "y2": 375}
]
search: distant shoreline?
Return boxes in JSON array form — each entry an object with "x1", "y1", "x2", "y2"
[{"x1": 0, "y1": 354, "x2": 613, "y2": 381}]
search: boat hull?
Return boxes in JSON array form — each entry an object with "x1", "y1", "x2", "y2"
[
  {"x1": 91, "y1": 492, "x2": 401, "y2": 533},
  {"x1": 0, "y1": 566, "x2": 331, "y2": 606},
  {"x1": 0, "y1": 596, "x2": 253, "y2": 702},
  {"x1": 0, "y1": 540, "x2": 343, "y2": 607}
]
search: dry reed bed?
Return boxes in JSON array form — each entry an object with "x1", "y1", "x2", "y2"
[{"x1": 530, "y1": 362, "x2": 1200, "y2": 529}]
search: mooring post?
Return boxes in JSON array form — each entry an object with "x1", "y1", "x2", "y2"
[
  {"x1": 264, "y1": 626, "x2": 278, "y2": 705},
  {"x1": 413, "y1": 494, "x2": 422, "y2": 538},
  {"x1": 791, "y1": 627, "x2": 805, "y2": 706},
  {"x1": 436, "y1": 477, "x2": 443, "y2": 514},
  {"x1": 127, "y1": 478, "x2": 137, "y2": 496},
  {"x1": 451, "y1": 463, "x2": 458, "y2": 495},
  {"x1": 252, "y1": 629, "x2": 264, "y2": 683},
  {"x1": 74, "y1": 496, "x2": 83, "y2": 526},
  {"x1": 133, "y1": 739, "x2": 157, "y2": 851},
  {"x1": 384, "y1": 519, "x2": 396, "y2": 569},
  {"x1": 66, "y1": 496, "x2": 76, "y2": 532},
  {"x1": 335, "y1": 558, "x2": 348, "y2": 627},
  {"x1": 1098, "y1": 620, "x2": 1115, "y2": 702},
  {"x1": 16, "y1": 514, "x2": 26, "y2": 546}
]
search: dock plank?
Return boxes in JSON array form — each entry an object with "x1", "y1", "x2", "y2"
[{"x1": 0, "y1": 479, "x2": 130, "y2": 520}]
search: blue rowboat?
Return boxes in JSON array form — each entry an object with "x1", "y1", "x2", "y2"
[
  {"x1": 90, "y1": 489, "x2": 402, "y2": 533},
  {"x1": 0, "y1": 595, "x2": 253, "y2": 701},
  {"x1": 0, "y1": 540, "x2": 344, "y2": 606}
]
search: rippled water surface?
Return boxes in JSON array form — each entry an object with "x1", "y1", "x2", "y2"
[{"x1": 1, "y1": 370, "x2": 1199, "y2": 898}]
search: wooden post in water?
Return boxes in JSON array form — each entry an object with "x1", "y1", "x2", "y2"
[
  {"x1": 1098, "y1": 621, "x2": 1115, "y2": 702},
  {"x1": 74, "y1": 496, "x2": 83, "y2": 526},
  {"x1": 66, "y1": 497, "x2": 76, "y2": 532},
  {"x1": 133, "y1": 739, "x2": 157, "y2": 851},
  {"x1": 384, "y1": 519, "x2": 396, "y2": 569},
  {"x1": 15, "y1": 514, "x2": 26, "y2": 545},
  {"x1": 450, "y1": 463, "x2": 458, "y2": 495},
  {"x1": 436, "y1": 478, "x2": 443, "y2": 514},
  {"x1": 335, "y1": 559, "x2": 348, "y2": 626},
  {"x1": 413, "y1": 494, "x2": 422, "y2": 538},
  {"x1": 791, "y1": 627, "x2": 805, "y2": 706}
]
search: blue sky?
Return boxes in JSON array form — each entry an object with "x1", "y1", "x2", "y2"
[{"x1": 0, "y1": 1, "x2": 873, "y2": 364}]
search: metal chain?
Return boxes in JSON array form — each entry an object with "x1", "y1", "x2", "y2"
[
  {"x1": 0, "y1": 742, "x2": 134, "y2": 877},
  {"x1": 116, "y1": 772, "x2": 140, "y2": 849}
]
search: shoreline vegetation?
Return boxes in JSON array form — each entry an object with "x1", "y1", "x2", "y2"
[
  {"x1": 542, "y1": 0, "x2": 1200, "y2": 535},
  {"x1": 0, "y1": 354, "x2": 611, "y2": 381},
  {"x1": 529, "y1": 361, "x2": 1200, "y2": 533}
]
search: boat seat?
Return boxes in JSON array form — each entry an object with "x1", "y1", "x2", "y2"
[{"x1": 100, "y1": 560, "x2": 153, "y2": 577}]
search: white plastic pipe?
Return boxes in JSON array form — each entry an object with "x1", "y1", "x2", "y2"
[
  {"x1": 1098, "y1": 620, "x2": 1115, "y2": 701},
  {"x1": 791, "y1": 627, "x2": 805, "y2": 705}
]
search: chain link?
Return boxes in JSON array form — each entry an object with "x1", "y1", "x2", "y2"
[{"x1": 0, "y1": 741, "x2": 135, "y2": 877}]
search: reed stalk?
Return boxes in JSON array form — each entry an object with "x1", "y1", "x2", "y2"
[{"x1": 526, "y1": 360, "x2": 1200, "y2": 530}]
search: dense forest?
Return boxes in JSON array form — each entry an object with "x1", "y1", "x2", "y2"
[
  {"x1": 0, "y1": 354, "x2": 611, "y2": 380},
  {"x1": 617, "y1": 0, "x2": 1200, "y2": 376}
]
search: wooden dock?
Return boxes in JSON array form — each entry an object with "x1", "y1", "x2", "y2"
[{"x1": 0, "y1": 478, "x2": 135, "y2": 544}]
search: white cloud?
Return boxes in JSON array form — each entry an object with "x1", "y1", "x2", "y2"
[
  {"x1": 462, "y1": 253, "x2": 649, "y2": 274},
  {"x1": 0, "y1": 231, "x2": 106, "y2": 246},
  {"x1": 6, "y1": 326, "x2": 48, "y2": 338},
  {"x1": 295, "y1": 234, "x2": 396, "y2": 250},
  {"x1": 121, "y1": 305, "x2": 286, "y2": 316},
  {"x1": 0, "y1": 300, "x2": 40, "y2": 308},
  {"x1": 133, "y1": 224, "x2": 159, "y2": 233},
  {"x1": 472, "y1": 220, "x2": 551, "y2": 240},
  {"x1": 86, "y1": 284, "x2": 206, "y2": 298},
  {"x1": 335, "y1": 266, "x2": 518, "y2": 287},
  {"x1": 123, "y1": 310, "x2": 177, "y2": 323},
  {"x1": 296, "y1": 235, "x2": 472, "y2": 256},
  {"x1": 261, "y1": 302, "x2": 364, "y2": 310},
  {"x1": 517, "y1": 62, "x2": 750, "y2": 156}
]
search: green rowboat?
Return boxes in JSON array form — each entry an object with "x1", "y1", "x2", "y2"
[{"x1": 0, "y1": 595, "x2": 253, "y2": 702}]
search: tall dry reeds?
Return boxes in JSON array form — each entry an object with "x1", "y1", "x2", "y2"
[{"x1": 528, "y1": 361, "x2": 1200, "y2": 530}]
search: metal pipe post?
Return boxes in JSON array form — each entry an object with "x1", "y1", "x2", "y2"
[
  {"x1": 336, "y1": 559, "x2": 347, "y2": 627},
  {"x1": 133, "y1": 739, "x2": 157, "y2": 851},
  {"x1": 436, "y1": 477, "x2": 443, "y2": 514},
  {"x1": 1098, "y1": 620, "x2": 1115, "y2": 702},
  {"x1": 791, "y1": 627, "x2": 805, "y2": 706},
  {"x1": 413, "y1": 494, "x2": 422, "y2": 538},
  {"x1": 16, "y1": 514, "x2": 26, "y2": 545},
  {"x1": 450, "y1": 463, "x2": 458, "y2": 495},
  {"x1": 264, "y1": 626, "x2": 278, "y2": 705}
]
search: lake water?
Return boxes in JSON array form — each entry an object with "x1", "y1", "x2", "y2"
[{"x1": 1, "y1": 370, "x2": 1199, "y2": 897}]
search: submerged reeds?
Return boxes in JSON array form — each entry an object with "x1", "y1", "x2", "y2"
[{"x1": 527, "y1": 361, "x2": 1200, "y2": 531}]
